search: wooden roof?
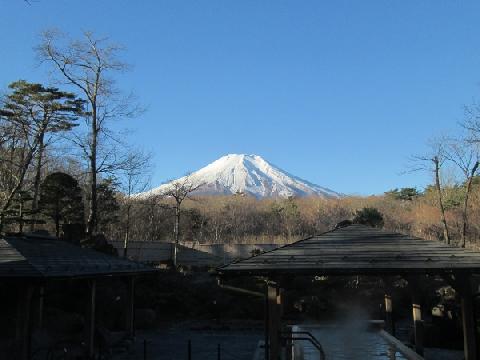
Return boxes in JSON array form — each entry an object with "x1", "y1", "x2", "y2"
[
  {"x1": 217, "y1": 224, "x2": 480, "y2": 276},
  {"x1": 0, "y1": 235, "x2": 156, "y2": 279}
]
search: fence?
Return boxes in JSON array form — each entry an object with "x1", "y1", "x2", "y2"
[{"x1": 108, "y1": 240, "x2": 280, "y2": 266}]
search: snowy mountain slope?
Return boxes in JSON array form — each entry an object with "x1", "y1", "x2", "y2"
[{"x1": 141, "y1": 154, "x2": 342, "y2": 198}]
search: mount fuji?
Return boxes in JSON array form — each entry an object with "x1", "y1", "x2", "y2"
[{"x1": 141, "y1": 154, "x2": 341, "y2": 198}]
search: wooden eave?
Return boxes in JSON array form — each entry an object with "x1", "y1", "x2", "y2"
[{"x1": 217, "y1": 224, "x2": 480, "y2": 277}]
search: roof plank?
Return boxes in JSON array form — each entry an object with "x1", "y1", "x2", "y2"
[
  {"x1": 0, "y1": 235, "x2": 156, "y2": 279},
  {"x1": 218, "y1": 224, "x2": 480, "y2": 276}
]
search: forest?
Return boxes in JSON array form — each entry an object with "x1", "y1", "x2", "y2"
[{"x1": 3, "y1": 30, "x2": 480, "y2": 253}]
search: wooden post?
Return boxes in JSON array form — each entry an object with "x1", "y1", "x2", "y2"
[
  {"x1": 456, "y1": 274, "x2": 477, "y2": 360},
  {"x1": 277, "y1": 288, "x2": 284, "y2": 318},
  {"x1": 268, "y1": 283, "x2": 280, "y2": 360},
  {"x1": 125, "y1": 277, "x2": 135, "y2": 339},
  {"x1": 37, "y1": 286, "x2": 45, "y2": 330},
  {"x1": 264, "y1": 283, "x2": 269, "y2": 360},
  {"x1": 412, "y1": 302, "x2": 422, "y2": 322},
  {"x1": 412, "y1": 303, "x2": 424, "y2": 356},
  {"x1": 461, "y1": 288, "x2": 476, "y2": 360},
  {"x1": 381, "y1": 277, "x2": 395, "y2": 336},
  {"x1": 442, "y1": 272, "x2": 477, "y2": 360},
  {"x1": 384, "y1": 294, "x2": 394, "y2": 335},
  {"x1": 15, "y1": 285, "x2": 33, "y2": 360},
  {"x1": 85, "y1": 279, "x2": 96, "y2": 359},
  {"x1": 406, "y1": 276, "x2": 424, "y2": 356},
  {"x1": 285, "y1": 326, "x2": 293, "y2": 360},
  {"x1": 15, "y1": 287, "x2": 23, "y2": 342}
]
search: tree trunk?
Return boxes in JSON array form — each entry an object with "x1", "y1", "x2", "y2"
[
  {"x1": 55, "y1": 199, "x2": 60, "y2": 238},
  {"x1": 123, "y1": 202, "x2": 131, "y2": 258},
  {"x1": 0, "y1": 141, "x2": 38, "y2": 233},
  {"x1": 86, "y1": 106, "x2": 97, "y2": 239},
  {"x1": 434, "y1": 156, "x2": 450, "y2": 244},
  {"x1": 173, "y1": 205, "x2": 180, "y2": 267},
  {"x1": 55, "y1": 215, "x2": 60, "y2": 238},
  {"x1": 461, "y1": 162, "x2": 479, "y2": 248},
  {"x1": 18, "y1": 200, "x2": 24, "y2": 233},
  {"x1": 30, "y1": 132, "x2": 45, "y2": 231}
]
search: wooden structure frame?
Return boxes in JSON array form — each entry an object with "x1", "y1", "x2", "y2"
[
  {"x1": 218, "y1": 224, "x2": 480, "y2": 360},
  {"x1": 0, "y1": 233, "x2": 156, "y2": 359}
]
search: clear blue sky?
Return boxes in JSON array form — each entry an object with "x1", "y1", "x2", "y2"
[{"x1": 1, "y1": 0, "x2": 480, "y2": 195}]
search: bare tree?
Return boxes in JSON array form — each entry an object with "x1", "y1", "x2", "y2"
[
  {"x1": 161, "y1": 174, "x2": 203, "y2": 267},
  {"x1": 37, "y1": 29, "x2": 138, "y2": 238},
  {"x1": 445, "y1": 138, "x2": 479, "y2": 247},
  {"x1": 142, "y1": 194, "x2": 167, "y2": 242},
  {"x1": 463, "y1": 101, "x2": 480, "y2": 137},
  {"x1": 118, "y1": 149, "x2": 152, "y2": 257},
  {"x1": 411, "y1": 139, "x2": 450, "y2": 244}
]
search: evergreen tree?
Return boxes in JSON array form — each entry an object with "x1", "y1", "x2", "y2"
[
  {"x1": 353, "y1": 207, "x2": 384, "y2": 228},
  {"x1": 96, "y1": 178, "x2": 120, "y2": 233},
  {"x1": 385, "y1": 187, "x2": 421, "y2": 201},
  {"x1": 0, "y1": 80, "x2": 84, "y2": 232},
  {"x1": 39, "y1": 172, "x2": 84, "y2": 237},
  {"x1": 3, "y1": 191, "x2": 38, "y2": 233}
]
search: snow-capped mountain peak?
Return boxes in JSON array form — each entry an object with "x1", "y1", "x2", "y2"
[{"x1": 141, "y1": 154, "x2": 341, "y2": 198}]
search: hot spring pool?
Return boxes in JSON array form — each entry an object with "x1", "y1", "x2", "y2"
[{"x1": 291, "y1": 324, "x2": 421, "y2": 360}]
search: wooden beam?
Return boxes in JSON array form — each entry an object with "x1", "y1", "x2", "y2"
[
  {"x1": 85, "y1": 279, "x2": 96, "y2": 359},
  {"x1": 218, "y1": 283, "x2": 264, "y2": 297},
  {"x1": 268, "y1": 283, "x2": 280, "y2": 360},
  {"x1": 125, "y1": 277, "x2": 135, "y2": 339}
]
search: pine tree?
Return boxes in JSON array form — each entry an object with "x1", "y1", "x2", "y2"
[
  {"x1": 96, "y1": 178, "x2": 120, "y2": 233},
  {"x1": 353, "y1": 207, "x2": 384, "y2": 228},
  {"x1": 3, "y1": 191, "x2": 38, "y2": 233},
  {"x1": 39, "y1": 172, "x2": 84, "y2": 237},
  {"x1": 0, "y1": 81, "x2": 84, "y2": 232}
]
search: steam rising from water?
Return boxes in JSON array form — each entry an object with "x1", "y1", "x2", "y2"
[{"x1": 295, "y1": 305, "x2": 407, "y2": 359}]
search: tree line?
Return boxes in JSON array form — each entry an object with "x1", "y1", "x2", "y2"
[{"x1": 105, "y1": 181, "x2": 480, "y2": 249}]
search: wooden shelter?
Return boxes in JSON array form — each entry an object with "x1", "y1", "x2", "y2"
[
  {"x1": 218, "y1": 224, "x2": 480, "y2": 360},
  {"x1": 0, "y1": 233, "x2": 156, "y2": 359}
]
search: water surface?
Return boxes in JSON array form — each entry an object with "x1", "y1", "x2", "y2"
[{"x1": 296, "y1": 325, "x2": 408, "y2": 360}]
